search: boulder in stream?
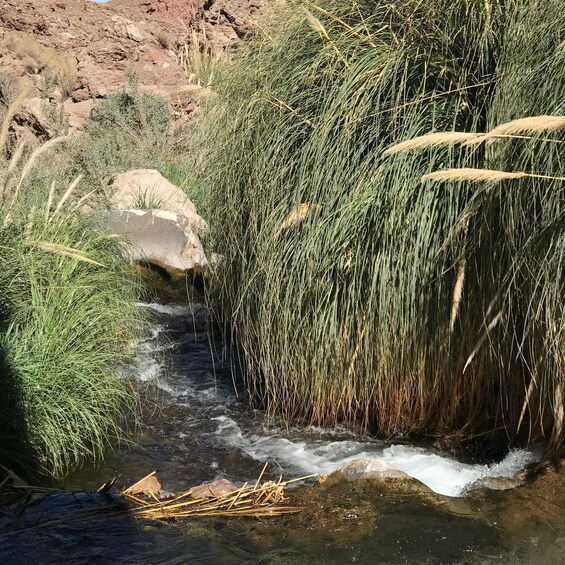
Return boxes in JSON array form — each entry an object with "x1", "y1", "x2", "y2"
[
  {"x1": 110, "y1": 169, "x2": 208, "y2": 236},
  {"x1": 94, "y1": 209, "x2": 208, "y2": 273},
  {"x1": 323, "y1": 458, "x2": 432, "y2": 495}
]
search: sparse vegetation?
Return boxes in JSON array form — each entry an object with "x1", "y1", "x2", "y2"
[
  {"x1": 203, "y1": 0, "x2": 565, "y2": 450},
  {"x1": 156, "y1": 29, "x2": 173, "y2": 50},
  {"x1": 17, "y1": 73, "x2": 174, "y2": 206},
  {"x1": 179, "y1": 30, "x2": 220, "y2": 90},
  {"x1": 3, "y1": 32, "x2": 77, "y2": 98}
]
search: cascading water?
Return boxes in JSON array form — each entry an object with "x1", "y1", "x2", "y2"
[
  {"x1": 2, "y1": 302, "x2": 556, "y2": 565},
  {"x1": 115, "y1": 302, "x2": 537, "y2": 498}
]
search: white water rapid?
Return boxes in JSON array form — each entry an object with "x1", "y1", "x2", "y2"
[{"x1": 134, "y1": 302, "x2": 539, "y2": 497}]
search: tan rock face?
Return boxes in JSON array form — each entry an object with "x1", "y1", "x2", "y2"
[
  {"x1": 0, "y1": 0, "x2": 187, "y2": 104},
  {"x1": 0, "y1": 0, "x2": 271, "y2": 145},
  {"x1": 14, "y1": 97, "x2": 55, "y2": 140},
  {"x1": 63, "y1": 98, "x2": 94, "y2": 133}
]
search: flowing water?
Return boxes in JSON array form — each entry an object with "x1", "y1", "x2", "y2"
[{"x1": 1, "y1": 303, "x2": 563, "y2": 564}]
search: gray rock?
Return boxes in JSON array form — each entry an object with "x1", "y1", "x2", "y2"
[
  {"x1": 93, "y1": 209, "x2": 207, "y2": 273},
  {"x1": 331, "y1": 458, "x2": 412, "y2": 482}
]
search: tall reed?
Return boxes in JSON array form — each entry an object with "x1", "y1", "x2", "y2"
[{"x1": 203, "y1": 0, "x2": 564, "y2": 449}]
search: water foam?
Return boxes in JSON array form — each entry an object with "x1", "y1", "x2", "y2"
[
  {"x1": 213, "y1": 416, "x2": 537, "y2": 496},
  {"x1": 136, "y1": 302, "x2": 207, "y2": 317}
]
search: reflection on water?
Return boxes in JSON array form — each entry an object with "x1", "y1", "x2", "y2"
[{"x1": 0, "y1": 303, "x2": 559, "y2": 564}]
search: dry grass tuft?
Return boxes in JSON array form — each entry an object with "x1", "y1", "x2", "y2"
[
  {"x1": 178, "y1": 29, "x2": 219, "y2": 89},
  {"x1": 156, "y1": 30, "x2": 172, "y2": 50},
  {"x1": 422, "y1": 168, "x2": 528, "y2": 183},
  {"x1": 384, "y1": 132, "x2": 483, "y2": 155},
  {"x1": 3, "y1": 32, "x2": 77, "y2": 98}
]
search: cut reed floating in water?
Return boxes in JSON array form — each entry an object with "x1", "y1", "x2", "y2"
[{"x1": 122, "y1": 465, "x2": 315, "y2": 519}]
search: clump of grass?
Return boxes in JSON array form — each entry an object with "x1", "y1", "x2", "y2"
[
  {"x1": 0, "y1": 130, "x2": 144, "y2": 478},
  {"x1": 156, "y1": 30, "x2": 173, "y2": 50},
  {"x1": 203, "y1": 0, "x2": 565, "y2": 450},
  {"x1": 3, "y1": 32, "x2": 77, "y2": 98},
  {"x1": 179, "y1": 30, "x2": 220, "y2": 90},
  {"x1": 132, "y1": 184, "x2": 166, "y2": 209}
]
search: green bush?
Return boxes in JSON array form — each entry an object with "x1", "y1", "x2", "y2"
[
  {"x1": 70, "y1": 76, "x2": 172, "y2": 198},
  {"x1": 203, "y1": 0, "x2": 565, "y2": 448},
  {"x1": 0, "y1": 178, "x2": 143, "y2": 478}
]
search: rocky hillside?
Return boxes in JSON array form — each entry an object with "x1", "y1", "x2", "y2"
[{"x1": 0, "y1": 0, "x2": 266, "y2": 142}]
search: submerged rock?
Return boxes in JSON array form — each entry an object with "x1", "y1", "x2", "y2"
[
  {"x1": 322, "y1": 458, "x2": 431, "y2": 495},
  {"x1": 190, "y1": 479, "x2": 237, "y2": 500},
  {"x1": 328, "y1": 458, "x2": 412, "y2": 482},
  {"x1": 468, "y1": 475, "x2": 526, "y2": 492}
]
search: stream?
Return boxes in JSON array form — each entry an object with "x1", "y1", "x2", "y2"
[{"x1": 1, "y1": 303, "x2": 563, "y2": 564}]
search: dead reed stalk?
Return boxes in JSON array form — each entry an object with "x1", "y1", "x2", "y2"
[{"x1": 122, "y1": 466, "x2": 315, "y2": 520}]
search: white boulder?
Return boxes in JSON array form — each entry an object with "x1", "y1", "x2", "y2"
[
  {"x1": 94, "y1": 209, "x2": 207, "y2": 272},
  {"x1": 110, "y1": 169, "x2": 207, "y2": 235}
]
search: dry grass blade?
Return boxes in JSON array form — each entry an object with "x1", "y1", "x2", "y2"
[
  {"x1": 422, "y1": 168, "x2": 528, "y2": 183},
  {"x1": 27, "y1": 240, "x2": 106, "y2": 267},
  {"x1": 449, "y1": 258, "x2": 466, "y2": 332},
  {"x1": 488, "y1": 115, "x2": 565, "y2": 135},
  {"x1": 383, "y1": 132, "x2": 482, "y2": 155},
  {"x1": 51, "y1": 175, "x2": 83, "y2": 219},
  {"x1": 463, "y1": 309, "x2": 504, "y2": 373}
]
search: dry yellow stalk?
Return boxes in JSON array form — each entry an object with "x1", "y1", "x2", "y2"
[
  {"x1": 449, "y1": 258, "x2": 466, "y2": 333},
  {"x1": 27, "y1": 241, "x2": 106, "y2": 267},
  {"x1": 124, "y1": 466, "x2": 316, "y2": 520},
  {"x1": 488, "y1": 115, "x2": 565, "y2": 135},
  {"x1": 277, "y1": 203, "x2": 322, "y2": 235},
  {"x1": 383, "y1": 132, "x2": 482, "y2": 155},
  {"x1": 422, "y1": 168, "x2": 528, "y2": 183},
  {"x1": 423, "y1": 168, "x2": 565, "y2": 183}
]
